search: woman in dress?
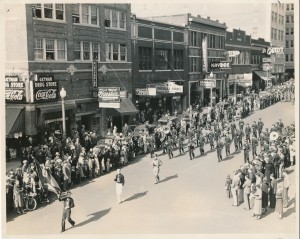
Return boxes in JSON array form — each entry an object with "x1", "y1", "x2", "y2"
[
  {"x1": 253, "y1": 184, "x2": 262, "y2": 219},
  {"x1": 152, "y1": 154, "x2": 163, "y2": 184}
]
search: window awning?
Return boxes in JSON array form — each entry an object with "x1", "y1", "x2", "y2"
[
  {"x1": 114, "y1": 98, "x2": 139, "y2": 115},
  {"x1": 253, "y1": 71, "x2": 274, "y2": 81},
  {"x1": 6, "y1": 107, "x2": 25, "y2": 137},
  {"x1": 36, "y1": 100, "x2": 76, "y2": 114}
]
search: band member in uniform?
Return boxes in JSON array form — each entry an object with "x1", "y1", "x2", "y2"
[
  {"x1": 242, "y1": 139, "x2": 250, "y2": 164},
  {"x1": 216, "y1": 139, "x2": 223, "y2": 162},
  {"x1": 257, "y1": 118, "x2": 264, "y2": 137},
  {"x1": 199, "y1": 134, "x2": 205, "y2": 156},
  {"x1": 230, "y1": 122, "x2": 236, "y2": 140},
  {"x1": 60, "y1": 191, "x2": 75, "y2": 233},
  {"x1": 224, "y1": 134, "x2": 232, "y2": 156},
  {"x1": 251, "y1": 135, "x2": 259, "y2": 160},
  {"x1": 239, "y1": 119, "x2": 245, "y2": 131},
  {"x1": 245, "y1": 123, "x2": 251, "y2": 143},
  {"x1": 152, "y1": 154, "x2": 163, "y2": 184},
  {"x1": 208, "y1": 130, "x2": 215, "y2": 150},
  {"x1": 238, "y1": 129, "x2": 244, "y2": 149},
  {"x1": 252, "y1": 121, "x2": 258, "y2": 138},
  {"x1": 171, "y1": 127, "x2": 177, "y2": 147},
  {"x1": 114, "y1": 169, "x2": 125, "y2": 204},
  {"x1": 187, "y1": 139, "x2": 195, "y2": 160},
  {"x1": 234, "y1": 131, "x2": 240, "y2": 152},
  {"x1": 178, "y1": 132, "x2": 185, "y2": 155}
]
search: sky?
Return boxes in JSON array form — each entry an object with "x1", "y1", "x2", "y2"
[{"x1": 130, "y1": 0, "x2": 284, "y2": 40}]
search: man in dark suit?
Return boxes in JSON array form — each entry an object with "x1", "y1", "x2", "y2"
[
  {"x1": 224, "y1": 134, "x2": 231, "y2": 156},
  {"x1": 244, "y1": 123, "x2": 251, "y2": 143},
  {"x1": 60, "y1": 191, "x2": 75, "y2": 233},
  {"x1": 216, "y1": 139, "x2": 223, "y2": 162},
  {"x1": 271, "y1": 149, "x2": 281, "y2": 179},
  {"x1": 251, "y1": 135, "x2": 259, "y2": 160},
  {"x1": 242, "y1": 140, "x2": 250, "y2": 164}
]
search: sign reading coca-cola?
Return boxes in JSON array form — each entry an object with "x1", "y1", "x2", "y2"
[
  {"x1": 5, "y1": 75, "x2": 26, "y2": 103},
  {"x1": 33, "y1": 75, "x2": 58, "y2": 102}
]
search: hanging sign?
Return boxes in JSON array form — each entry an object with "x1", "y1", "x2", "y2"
[
  {"x1": 92, "y1": 61, "x2": 98, "y2": 88},
  {"x1": 33, "y1": 75, "x2": 58, "y2": 102},
  {"x1": 5, "y1": 75, "x2": 26, "y2": 103},
  {"x1": 98, "y1": 87, "x2": 120, "y2": 108}
]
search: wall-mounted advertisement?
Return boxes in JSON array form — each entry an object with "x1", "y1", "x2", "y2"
[
  {"x1": 5, "y1": 75, "x2": 26, "y2": 103},
  {"x1": 33, "y1": 75, "x2": 58, "y2": 102},
  {"x1": 98, "y1": 87, "x2": 120, "y2": 108}
]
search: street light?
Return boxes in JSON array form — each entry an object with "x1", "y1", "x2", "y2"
[
  {"x1": 60, "y1": 87, "x2": 67, "y2": 140},
  {"x1": 209, "y1": 72, "x2": 214, "y2": 107}
]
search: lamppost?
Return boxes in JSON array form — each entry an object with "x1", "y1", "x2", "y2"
[
  {"x1": 209, "y1": 72, "x2": 214, "y2": 107},
  {"x1": 60, "y1": 87, "x2": 67, "y2": 140}
]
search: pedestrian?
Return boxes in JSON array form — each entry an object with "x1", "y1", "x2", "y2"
[
  {"x1": 13, "y1": 179, "x2": 25, "y2": 215},
  {"x1": 167, "y1": 136, "x2": 174, "y2": 159},
  {"x1": 282, "y1": 170, "x2": 290, "y2": 208},
  {"x1": 245, "y1": 123, "x2": 251, "y2": 143},
  {"x1": 252, "y1": 184, "x2": 262, "y2": 220},
  {"x1": 216, "y1": 139, "x2": 223, "y2": 162},
  {"x1": 114, "y1": 169, "x2": 125, "y2": 204},
  {"x1": 224, "y1": 174, "x2": 232, "y2": 198},
  {"x1": 224, "y1": 134, "x2": 231, "y2": 156},
  {"x1": 152, "y1": 154, "x2": 163, "y2": 184},
  {"x1": 242, "y1": 140, "x2": 250, "y2": 164},
  {"x1": 251, "y1": 135, "x2": 258, "y2": 160},
  {"x1": 59, "y1": 191, "x2": 75, "y2": 233},
  {"x1": 275, "y1": 186, "x2": 284, "y2": 219},
  {"x1": 231, "y1": 171, "x2": 239, "y2": 206},
  {"x1": 269, "y1": 174, "x2": 277, "y2": 208},
  {"x1": 178, "y1": 132, "x2": 185, "y2": 155},
  {"x1": 261, "y1": 177, "x2": 269, "y2": 214},
  {"x1": 187, "y1": 139, "x2": 195, "y2": 160}
]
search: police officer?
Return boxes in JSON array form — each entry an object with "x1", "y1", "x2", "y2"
[
  {"x1": 216, "y1": 139, "x2": 223, "y2": 162},
  {"x1": 244, "y1": 123, "x2": 251, "y2": 143},
  {"x1": 251, "y1": 135, "x2": 259, "y2": 160},
  {"x1": 224, "y1": 134, "x2": 232, "y2": 156},
  {"x1": 242, "y1": 139, "x2": 250, "y2": 164},
  {"x1": 60, "y1": 191, "x2": 75, "y2": 233}
]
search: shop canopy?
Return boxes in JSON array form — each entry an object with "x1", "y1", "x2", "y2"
[
  {"x1": 6, "y1": 107, "x2": 25, "y2": 137},
  {"x1": 114, "y1": 98, "x2": 138, "y2": 115},
  {"x1": 253, "y1": 71, "x2": 275, "y2": 81}
]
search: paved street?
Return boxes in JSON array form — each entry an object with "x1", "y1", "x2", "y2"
[{"x1": 6, "y1": 102, "x2": 297, "y2": 236}]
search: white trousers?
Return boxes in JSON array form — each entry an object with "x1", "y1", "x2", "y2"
[{"x1": 116, "y1": 183, "x2": 124, "y2": 203}]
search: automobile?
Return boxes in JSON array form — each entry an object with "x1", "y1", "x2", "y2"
[
  {"x1": 157, "y1": 116, "x2": 179, "y2": 126},
  {"x1": 133, "y1": 124, "x2": 157, "y2": 135}
]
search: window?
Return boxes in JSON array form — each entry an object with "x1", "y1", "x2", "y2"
[
  {"x1": 139, "y1": 47, "x2": 152, "y2": 70},
  {"x1": 174, "y1": 50, "x2": 183, "y2": 69},
  {"x1": 286, "y1": 40, "x2": 289, "y2": 48},
  {"x1": 286, "y1": 4, "x2": 289, "y2": 11},
  {"x1": 34, "y1": 38, "x2": 66, "y2": 61},
  {"x1": 106, "y1": 43, "x2": 127, "y2": 61},
  {"x1": 190, "y1": 58, "x2": 198, "y2": 72},
  {"x1": 208, "y1": 34, "x2": 216, "y2": 48},
  {"x1": 72, "y1": 4, "x2": 98, "y2": 25},
  {"x1": 74, "y1": 41, "x2": 81, "y2": 60},
  {"x1": 190, "y1": 31, "x2": 197, "y2": 46},
  {"x1": 92, "y1": 43, "x2": 99, "y2": 60},
  {"x1": 104, "y1": 9, "x2": 126, "y2": 29},
  {"x1": 285, "y1": 54, "x2": 288, "y2": 62},
  {"x1": 286, "y1": 16, "x2": 289, "y2": 23},
  {"x1": 82, "y1": 42, "x2": 90, "y2": 60},
  {"x1": 32, "y1": 4, "x2": 64, "y2": 21},
  {"x1": 155, "y1": 49, "x2": 170, "y2": 70},
  {"x1": 286, "y1": 28, "x2": 289, "y2": 35},
  {"x1": 291, "y1": 16, "x2": 294, "y2": 23},
  {"x1": 291, "y1": 27, "x2": 294, "y2": 35},
  {"x1": 291, "y1": 40, "x2": 294, "y2": 47},
  {"x1": 291, "y1": 4, "x2": 294, "y2": 10},
  {"x1": 274, "y1": 13, "x2": 277, "y2": 22},
  {"x1": 218, "y1": 36, "x2": 224, "y2": 49},
  {"x1": 290, "y1": 54, "x2": 293, "y2": 62}
]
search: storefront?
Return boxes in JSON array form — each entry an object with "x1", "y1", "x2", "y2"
[{"x1": 252, "y1": 70, "x2": 275, "y2": 92}]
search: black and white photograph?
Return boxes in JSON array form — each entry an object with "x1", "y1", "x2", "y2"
[{"x1": 2, "y1": 0, "x2": 298, "y2": 238}]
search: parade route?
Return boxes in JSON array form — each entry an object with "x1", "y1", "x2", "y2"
[{"x1": 6, "y1": 102, "x2": 297, "y2": 236}]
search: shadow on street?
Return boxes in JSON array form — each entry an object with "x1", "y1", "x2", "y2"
[
  {"x1": 124, "y1": 191, "x2": 148, "y2": 202},
  {"x1": 72, "y1": 208, "x2": 111, "y2": 228},
  {"x1": 159, "y1": 174, "x2": 178, "y2": 183}
]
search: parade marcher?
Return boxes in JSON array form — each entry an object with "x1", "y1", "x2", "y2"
[
  {"x1": 225, "y1": 174, "x2": 232, "y2": 198},
  {"x1": 216, "y1": 139, "x2": 223, "y2": 162},
  {"x1": 178, "y1": 132, "x2": 185, "y2": 155},
  {"x1": 199, "y1": 134, "x2": 205, "y2": 156},
  {"x1": 114, "y1": 169, "x2": 125, "y2": 204},
  {"x1": 269, "y1": 174, "x2": 277, "y2": 208},
  {"x1": 257, "y1": 118, "x2": 264, "y2": 138},
  {"x1": 167, "y1": 136, "x2": 174, "y2": 159},
  {"x1": 231, "y1": 171, "x2": 239, "y2": 206},
  {"x1": 252, "y1": 121, "x2": 258, "y2": 138},
  {"x1": 208, "y1": 130, "x2": 214, "y2": 150},
  {"x1": 59, "y1": 191, "x2": 75, "y2": 233},
  {"x1": 237, "y1": 129, "x2": 244, "y2": 149},
  {"x1": 234, "y1": 132, "x2": 239, "y2": 152},
  {"x1": 251, "y1": 135, "x2": 259, "y2": 160},
  {"x1": 238, "y1": 119, "x2": 245, "y2": 131},
  {"x1": 282, "y1": 170, "x2": 290, "y2": 208},
  {"x1": 243, "y1": 175, "x2": 252, "y2": 210},
  {"x1": 152, "y1": 154, "x2": 163, "y2": 184},
  {"x1": 245, "y1": 123, "x2": 251, "y2": 143},
  {"x1": 187, "y1": 140, "x2": 195, "y2": 160},
  {"x1": 242, "y1": 140, "x2": 250, "y2": 164},
  {"x1": 271, "y1": 149, "x2": 281, "y2": 179},
  {"x1": 224, "y1": 134, "x2": 231, "y2": 156}
]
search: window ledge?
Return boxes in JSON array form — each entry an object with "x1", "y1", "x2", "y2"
[
  {"x1": 73, "y1": 23, "x2": 100, "y2": 29},
  {"x1": 33, "y1": 18, "x2": 66, "y2": 24},
  {"x1": 105, "y1": 27, "x2": 127, "y2": 31}
]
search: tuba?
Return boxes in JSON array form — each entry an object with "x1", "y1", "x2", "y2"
[{"x1": 162, "y1": 125, "x2": 170, "y2": 135}]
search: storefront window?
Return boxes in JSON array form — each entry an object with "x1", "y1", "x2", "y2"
[
  {"x1": 155, "y1": 49, "x2": 170, "y2": 70},
  {"x1": 45, "y1": 39, "x2": 55, "y2": 60}
]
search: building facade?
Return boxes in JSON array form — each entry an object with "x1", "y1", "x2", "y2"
[
  {"x1": 285, "y1": 2, "x2": 295, "y2": 79},
  {"x1": 5, "y1": 3, "x2": 134, "y2": 139},
  {"x1": 131, "y1": 16, "x2": 187, "y2": 118}
]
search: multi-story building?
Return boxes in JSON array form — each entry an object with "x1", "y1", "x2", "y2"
[
  {"x1": 148, "y1": 14, "x2": 227, "y2": 107},
  {"x1": 224, "y1": 29, "x2": 252, "y2": 97},
  {"x1": 131, "y1": 16, "x2": 187, "y2": 117},
  {"x1": 5, "y1": 3, "x2": 134, "y2": 140},
  {"x1": 285, "y1": 2, "x2": 295, "y2": 79}
]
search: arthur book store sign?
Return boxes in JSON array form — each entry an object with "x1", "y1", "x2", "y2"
[
  {"x1": 5, "y1": 75, "x2": 26, "y2": 103},
  {"x1": 33, "y1": 75, "x2": 58, "y2": 102}
]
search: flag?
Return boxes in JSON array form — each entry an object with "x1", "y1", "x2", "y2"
[{"x1": 33, "y1": 159, "x2": 61, "y2": 198}]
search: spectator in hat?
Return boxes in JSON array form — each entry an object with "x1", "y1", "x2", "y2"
[
  {"x1": 231, "y1": 171, "x2": 240, "y2": 206},
  {"x1": 22, "y1": 160, "x2": 29, "y2": 174},
  {"x1": 243, "y1": 174, "x2": 252, "y2": 210}
]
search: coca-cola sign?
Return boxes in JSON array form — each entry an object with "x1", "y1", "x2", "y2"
[
  {"x1": 34, "y1": 74, "x2": 58, "y2": 102},
  {"x1": 5, "y1": 75, "x2": 26, "y2": 103},
  {"x1": 5, "y1": 89, "x2": 25, "y2": 102}
]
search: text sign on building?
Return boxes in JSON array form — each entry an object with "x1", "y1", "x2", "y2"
[
  {"x1": 98, "y1": 87, "x2": 120, "y2": 108},
  {"x1": 135, "y1": 88, "x2": 157, "y2": 96},
  {"x1": 156, "y1": 82, "x2": 183, "y2": 94},
  {"x1": 33, "y1": 75, "x2": 58, "y2": 102},
  {"x1": 120, "y1": 91, "x2": 128, "y2": 99},
  {"x1": 266, "y1": 47, "x2": 284, "y2": 55},
  {"x1": 226, "y1": 50, "x2": 240, "y2": 57},
  {"x1": 92, "y1": 61, "x2": 98, "y2": 88},
  {"x1": 210, "y1": 61, "x2": 231, "y2": 70},
  {"x1": 5, "y1": 75, "x2": 26, "y2": 103},
  {"x1": 200, "y1": 79, "x2": 216, "y2": 88},
  {"x1": 262, "y1": 58, "x2": 271, "y2": 63}
]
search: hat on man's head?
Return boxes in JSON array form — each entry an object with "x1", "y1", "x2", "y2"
[{"x1": 55, "y1": 152, "x2": 60, "y2": 156}]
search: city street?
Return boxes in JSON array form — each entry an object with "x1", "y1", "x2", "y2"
[{"x1": 6, "y1": 102, "x2": 297, "y2": 236}]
